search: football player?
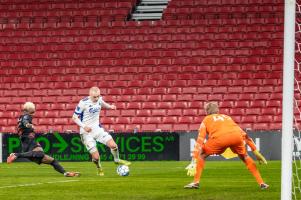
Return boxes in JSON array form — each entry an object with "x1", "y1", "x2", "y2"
[
  {"x1": 72, "y1": 87, "x2": 130, "y2": 176},
  {"x1": 7, "y1": 102, "x2": 80, "y2": 177},
  {"x1": 184, "y1": 102, "x2": 268, "y2": 189}
]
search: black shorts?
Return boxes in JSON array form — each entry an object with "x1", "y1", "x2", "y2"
[
  {"x1": 21, "y1": 136, "x2": 41, "y2": 152},
  {"x1": 20, "y1": 136, "x2": 43, "y2": 164}
]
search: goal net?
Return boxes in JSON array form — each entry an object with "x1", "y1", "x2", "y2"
[{"x1": 293, "y1": 1, "x2": 301, "y2": 198}]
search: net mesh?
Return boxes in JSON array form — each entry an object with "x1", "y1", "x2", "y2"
[{"x1": 293, "y1": 1, "x2": 301, "y2": 199}]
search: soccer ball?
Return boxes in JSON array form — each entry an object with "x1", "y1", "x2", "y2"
[{"x1": 116, "y1": 165, "x2": 130, "y2": 176}]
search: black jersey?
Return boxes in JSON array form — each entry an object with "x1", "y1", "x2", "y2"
[{"x1": 17, "y1": 114, "x2": 34, "y2": 137}]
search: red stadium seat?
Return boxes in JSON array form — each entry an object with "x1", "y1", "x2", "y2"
[
  {"x1": 104, "y1": 110, "x2": 121, "y2": 117},
  {"x1": 183, "y1": 109, "x2": 198, "y2": 116},
  {"x1": 269, "y1": 123, "x2": 282, "y2": 130},
  {"x1": 141, "y1": 102, "x2": 156, "y2": 109},
  {"x1": 53, "y1": 118, "x2": 69, "y2": 125},
  {"x1": 157, "y1": 102, "x2": 172, "y2": 109},
  {"x1": 167, "y1": 109, "x2": 182, "y2": 116},
  {"x1": 250, "y1": 100, "x2": 266, "y2": 108},
  {"x1": 116, "y1": 117, "x2": 130, "y2": 124},
  {"x1": 1, "y1": 126, "x2": 16, "y2": 133},
  {"x1": 241, "y1": 116, "x2": 257, "y2": 123},
  {"x1": 125, "y1": 124, "x2": 141, "y2": 132},
  {"x1": 102, "y1": 117, "x2": 115, "y2": 125},
  {"x1": 157, "y1": 124, "x2": 173, "y2": 131},
  {"x1": 146, "y1": 117, "x2": 161, "y2": 124},
  {"x1": 141, "y1": 124, "x2": 157, "y2": 132},
  {"x1": 253, "y1": 123, "x2": 269, "y2": 130},
  {"x1": 152, "y1": 109, "x2": 167, "y2": 116},
  {"x1": 132, "y1": 117, "x2": 146, "y2": 124},
  {"x1": 173, "y1": 124, "x2": 189, "y2": 131},
  {"x1": 121, "y1": 110, "x2": 136, "y2": 117},
  {"x1": 136, "y1": 110, "x2": 151, "y2": 117},
  {"x1": 111, "y1": 124, "x2": 126, "y2": 132},
  {"x1": 261, "y1": 108, "x2": 277, "y2": 115},
  {"x1": 147, "y1": 95, "x2": 162, "y2": 102}
]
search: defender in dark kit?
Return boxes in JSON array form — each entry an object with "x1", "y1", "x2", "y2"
[{"x1": 7, "y1": 102, "x2": 80, "y2": 177}]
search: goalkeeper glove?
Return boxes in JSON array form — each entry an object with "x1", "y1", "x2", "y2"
[
  {"x1": 253, "y1": 150, "x2": 267, "y2": 165},
  {"x1": 185, "y1": 159, "x2": 196, "y2": 176}
]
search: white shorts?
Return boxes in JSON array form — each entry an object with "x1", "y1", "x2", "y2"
[{"x1": 80, "y1": 125, "x2": 113, "y2": 153}]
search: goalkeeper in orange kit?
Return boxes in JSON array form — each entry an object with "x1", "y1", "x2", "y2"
[{"x1": 184, "y1": 102, "x2": 269, "y2": 189}]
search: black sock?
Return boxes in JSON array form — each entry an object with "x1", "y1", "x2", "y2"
[
  {"x1": 15, "y1": 151, "x2": 44, "y2": 159},
  {"x1": 92, "y1": 158, "x2": 101, "y2": 168},
  {"x1": 50, "y1": 160, "x2": 66, "y2": 174}
]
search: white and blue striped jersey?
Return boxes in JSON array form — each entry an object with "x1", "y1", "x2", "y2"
[{"x1": 74, "y1": 96, "x2": 108, "y2": 128}]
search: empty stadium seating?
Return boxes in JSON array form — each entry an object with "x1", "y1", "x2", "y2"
[
  {"x1": 0, "y1": 0, "x2": 287, "y2": 133},
  {"x1": 0, "y1": 0, "x2": 136, "y2": 22}
]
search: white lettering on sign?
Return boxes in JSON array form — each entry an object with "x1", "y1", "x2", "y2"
[{"x1": 190, "y1": 139, "x2": 195, "y2": 157}]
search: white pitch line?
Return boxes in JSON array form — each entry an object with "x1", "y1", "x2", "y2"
[{"x1": 0, "y1": 180, "x2": 79, "y2": 189}]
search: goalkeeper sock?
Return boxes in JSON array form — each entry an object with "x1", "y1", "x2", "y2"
[
  {"x1": 244, "y1": 156, "x2": 264, "y2": 185},
  {"x1": 194, "y1": 158, "x2": 205, "y2": 183},
  {"x1": 111, "y1": 147, "x2": 120, "y2": 162}
]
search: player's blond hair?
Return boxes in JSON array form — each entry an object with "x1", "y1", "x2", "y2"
[
  {"x1": 23, "y1": 102, "x2": 35, "y2": 113},
  {"x1": 204, "y1": 102, "x2": 219, "y2": 115},
  {"x1": 89, "y1": 86, "x2": 100, "y2": 95}
]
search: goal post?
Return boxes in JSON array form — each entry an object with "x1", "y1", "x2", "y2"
[{"x1": 281, "y1": 0, "x2": 296, "y2": 200}]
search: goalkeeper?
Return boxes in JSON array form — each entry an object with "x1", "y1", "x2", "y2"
[{"x1": 184, "y1": 102, "x2": 269, "y2": 189}]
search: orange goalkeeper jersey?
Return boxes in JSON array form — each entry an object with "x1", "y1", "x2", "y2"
[
  {"x1": 196, "y1": 114, "x2": 245, "y2": 145},
  {"x1": 193, "y1": 114, "x2": 257, "y2": 158}
]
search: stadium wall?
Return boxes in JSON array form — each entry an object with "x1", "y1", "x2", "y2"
[{"x1": 0, "y1": 131, "x2": 285, "y2": 163}]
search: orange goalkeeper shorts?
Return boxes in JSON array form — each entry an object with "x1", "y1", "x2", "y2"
[{"x1": 202, "y1": 132, "x2": 246, "y2": 156}]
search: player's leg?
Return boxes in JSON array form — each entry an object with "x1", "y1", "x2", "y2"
[
  {"x1": 91, "y1": 150, "x2": 104, "y2": 176},
  {"x1": 7, "y1": 138, "x2": 43, "y2": 163},
  {"x1": 194, "y1": 152, "x2": 207, "y2": 183},
  {"x1": 106, "y1": 139, "x2": 131, "y2": 166},
  {"x1": 184, "y1": 152, "x2": 207, "y2": 189},
  {"x1": 96, "y1": 127, "x2": 131, "y2": 166},
  {"x1": 230, "y1": 134, "x2": 269, "y2": 189},
  {"x1": 237, "y1": 153, "x2": 268, "y2": 189},
  {"x1": 185, "y1": 139, "x2": 220, "y2": 189},
  {"x1": 40, "y1": 154, "x2": 80, "y2": 177},
  {"x1": 80, "y1": 133, "x2": 104, "y2": 175},
  {"x1": 7, "y1": 150, "x2": 45, "y2": 163}
]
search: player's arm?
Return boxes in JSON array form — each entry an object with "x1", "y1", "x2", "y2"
[
  {"x1": 244, "y1": 132, "x2": 267, "y2": 165},
  {"x1": 244, "y1": 133, "x2": 257, "y2": 151},
  {"x1": 186, "y1": 122, "x2": 207, "y2": 176},
  {"x1": 100, "y1": 98, "x2": 116, "y2": 110},
  {"x1": 22, "y1": 115, "x2": 34, "y2": 129},
  {"x1": 72, "y1": 113, "x2": 84, "y2": 128},
  {"x1": 72, "y1": 102, "x2": 91, "y2": 132},
  {"x1": 193, "y1": 122, "x2": 207, "y2": 159}
]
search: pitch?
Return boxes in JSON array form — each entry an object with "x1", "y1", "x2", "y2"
[{"x1": 0, "y1": 161, "x2": 280, "y2": 200}]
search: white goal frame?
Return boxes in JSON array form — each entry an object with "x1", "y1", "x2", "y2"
[{"x1": 281, "y1": 0, "x2": 296, "y2": 200}]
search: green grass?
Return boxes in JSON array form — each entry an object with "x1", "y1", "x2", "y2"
[{"x1": 0, "y1": 161, "x2": 280, "y2": 200}]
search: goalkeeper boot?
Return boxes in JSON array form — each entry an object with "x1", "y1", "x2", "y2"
[
  {"x1": 97, "y1": 167, "x2": 104, "y2": 176},
  {"x1": 114, "y1": 159, "x2": 131, "y2": 166},
  {"x1": 64, "y1": 172, "x2": 80, "y2": 177},
  {"x1": 7, "y1": 153, "x2": 17, "y2": 164},
  {"x1": 260, "y1": 183, "x2": 269, "y2": 190},
  {"x1": 184, "y1": 182, "x2": 199, "y2": 189}
]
